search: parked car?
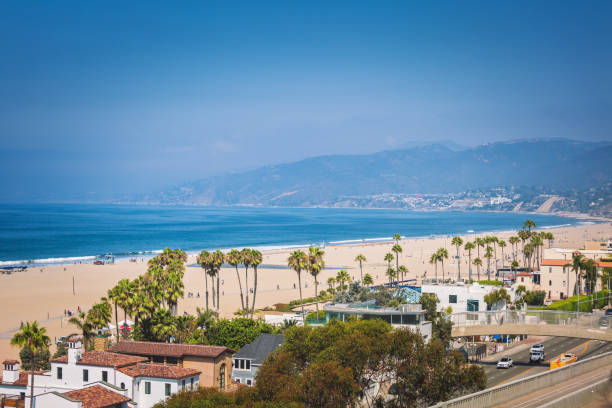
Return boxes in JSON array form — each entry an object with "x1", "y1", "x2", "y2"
[
  {"x1": 497, "y1": 357, "x2": 513, "y2": 369},
  {"x1": 530, "y1": 344, "x2": 544, "y2": 353},
  {"x1": 605, "y1": 309, "x2": 612, "y2": 316}
]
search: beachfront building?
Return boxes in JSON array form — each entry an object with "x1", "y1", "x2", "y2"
[
  {"x1": 321, "y1": 301, "x2": 432, "y2": 341},
  {"x1": 1, "y1": 337, "x2": 200, "y2": 408},
  {"x1": 231, "y1": 334, "x2": 284, "y2": 387},
  {"x1": 109, "y1": 340, "x2": 234, "y2": 390},
  {"x1": 421, "y1": 282, "x2": 512, "y2": 313}
]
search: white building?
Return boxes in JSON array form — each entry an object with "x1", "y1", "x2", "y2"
[
  {"x1": 421, "y1": 282, "x2": 514, "y2": 313},
  {"x1": 0, "y1": 337, "x2": 200, "y2": 408}
]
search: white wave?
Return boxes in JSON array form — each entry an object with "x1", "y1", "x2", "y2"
[{"x1": 0, "y1": 255, "x2": 97, "y2": 267}]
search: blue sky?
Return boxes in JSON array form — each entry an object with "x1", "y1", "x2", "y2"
[{"x1": 1, "y1": 1, "x2": 611, "y2": 200}]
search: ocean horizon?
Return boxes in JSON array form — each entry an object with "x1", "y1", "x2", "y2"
[{"x1": 0, "y1": 203, "x2": 591, "y2": 267}]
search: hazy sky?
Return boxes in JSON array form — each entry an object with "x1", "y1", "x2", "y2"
[{"x1": 1, "y1": 1, "x2": 611, "y2": 200}]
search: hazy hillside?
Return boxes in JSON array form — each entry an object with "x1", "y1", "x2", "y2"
[{"x1": 147, "y1": 139, "x2": 612, "y2": 208}]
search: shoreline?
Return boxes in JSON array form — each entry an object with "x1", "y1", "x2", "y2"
[
  {"x1": 0, "y1": 210, "x2": 607, "y2": 268},
  {"x1": 0, "y1": 221, "x2": 610, "y2": 360}
]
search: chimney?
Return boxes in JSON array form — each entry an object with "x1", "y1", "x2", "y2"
[
  {"x1": 67, "y1": 337, "x2": 83, "y2": 364},
  {"x1": 2, "y1": 360, "x2": 20, "y2": 384}
]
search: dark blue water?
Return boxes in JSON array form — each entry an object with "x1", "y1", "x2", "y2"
[{"x1": 0, "y1": 204, "x2": 584, "y2": 265}]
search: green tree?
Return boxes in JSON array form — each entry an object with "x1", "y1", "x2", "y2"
[
  {"x1": 115, "y1": 278, "x2": 134, "y2": 339},
  {"x1": 354, "y1": 254, "x2": 366, "y2": 282},
  {"x1": 68, "y1": 312, "x2": 94, "y2": 350},
  {"x1": 484, "y1": 288, "x2": 511, "y2": 310},
  {"x1": 509, "y1": 236, "x2": 520, "y2": 261},
  {"x1": 11, "y1": 321, "x2": 50, "y2": 408},
  {"x1": 384, "y1": 252, "x2": 394, "y2": 276},
  {"x1": 437, "y1": 248, "x2": 449, "y2": 282},
  {"x1": 564, "y1": 251, "x2": 584, "y2": 303},
  {"x1": 473, "y1": 257, "x2": 482, "y2": 281},
  {"x1": 249, "y1": 249, "x2": 263, "y2": 319},
  {"x1": 393, "y1": 233, "x2": 401, "y2": 243},
  {"x1": 19, "y1": 347, "x2": 50, "y2": 371},
  {"x1": 523, "y1": 219, "x2": 536, "y2": 232},
  {"x1": 429, "y1": 253, "x2": 438, "y2": 281},
  {"x1": 484, "y1": 246, "x2": 494, "y2": 280},
  {"x1": 241, "y1": 248, "x2": 253, "y2": 317},
  {"x1": 464, "y1": 241, "x2": 475, "y2": 281},
  {"x1": 386, "y1": 267, "x2": 396, "y2": 283},
  {"x1": 498, "y1": 240, "x2": 507, "y2": 268},
  {"x1": 451, "y1": 236, "x2": 463, "y2": 280},
  {"x1": 336, "y1": 269, "x2": 351, "y2": 291},
  {"x1": 308, "y1": 246, "x2": 325, "y2": 316},
  {"x1": 206, "y1": 318, "x2": 277, "y2": 350},
  {"x1": 392, "y1": 244, "x2": 403, "y2": 281},
  {"x1": 197, "y1": 250, "x2": 211, "y2": 311},
  {"x1": 362, "y1": 273, "x2": 374, "y2": 286},
  {"x1": 226, "y1": 249, "x2": 246, "y2": 315},
  {"x1": 87, "y1": 300, "x2": 112, "y2": 333},
  {"x1": 288, "y1": 250, "x2": 309, "y2": 324}
]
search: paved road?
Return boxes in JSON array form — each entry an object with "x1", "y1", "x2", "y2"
[{"x1": 478, "y1": 336, "x2": 612, "y2": 388}]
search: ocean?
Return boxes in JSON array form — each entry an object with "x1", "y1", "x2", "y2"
[{"x1": 0, "y1": 203, "x2": 587, "y2": 266}]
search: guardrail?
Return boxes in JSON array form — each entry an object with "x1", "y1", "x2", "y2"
[
  {"x1": 429, "y1": 351, "x2": 612, "y2": 408},
  {"x1": 450, "y1": 310, "x2": 611, "y2": 331}
]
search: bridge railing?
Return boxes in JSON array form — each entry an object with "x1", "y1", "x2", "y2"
[{"x1": 450, "y1": 310, "x2": 611, "y2": 330}]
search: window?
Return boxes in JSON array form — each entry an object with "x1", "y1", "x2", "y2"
[
  {"x1": 145, "y1": 381, "x2": 151, "y2": 394},
  {"x1": 234, "y1": 359, "x2": 239, "y2": 369},
  {"x1": 82, "y1": 369, "x2": 89, "y2": 382},
  {"x1": 166, "y1": 357, "x2": 178, "y2": 365},
  {"x1": 549, "y1": 280, "x2": 552, "y2": 286},
  {"x1": 102, "y1": 371, "x2": 108, "y2": 382},
  {"x1": 247, "y1": 379, "x2": 252, "y2": 386},
  {"x1": 449, "y1": 295, "x2": 457, "y2": 304},
  {"x1": 560, "y1": 292, "x2": 564, "y2": 299},
  {"x1": 236, "y1": 378, "x2": 241, "y2": 384},
  {"x1": 120, "y1": 382, "x2": 125, "y2": 390},
  {"x1": 240, "y1": 359, "x2": 244, "y2": 369},
  {"x1": 57, "y1": 367, "x2": 62, "y2": 380},
  {"x1": 219, "y1": 363, "x2": 226, "y2": 389},
  {"x1": 467, "y1": 300, "x2": 479, "y2": 312},
  {"x1": 153, "y1": 356, "x2": 164, "y2": 364},
  {"x1": 165, "y1": 383, "x2": 171, "y2": 396},
  {"x1": 246, "y1": 360, "x2": 250, "y2": 370}
]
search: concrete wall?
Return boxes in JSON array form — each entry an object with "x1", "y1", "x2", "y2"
[
  {"x1": 451, "y1": 323, "x2": 612, "y2": 341},
  {"x1": 539, "y1": 376, "x2": 612, "y2": 408},
  {"x1": 430, "y1": 351, "x2": 612, "y2": 408}
]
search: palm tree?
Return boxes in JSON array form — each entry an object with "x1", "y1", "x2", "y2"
[
  {"x1": 518, "y1": 229, "x2": 531, "y2": 266},
  {"x1": 509, "y1": 236, "x2": 520, "y2": 261},
  {"x1": 363, "y1": 273, "x2": 374, "y2": 285},
  {"x1": 437, "y1": 248, "x2": 449, "y2": 282},
  {"x1": 308, "y1": 247, "x2": 325, "y2": 316},
  {"x1": 429, "y1": 253, "x2": 438, "y2": 281},
  {"x1": 464, "y1": 241, "x2": 475, "y2": 281},
  {"x1": 545, "y1": 232, "x2": 554, "y2": 248},
  {"x1": 484, "y1": 246, "x2": 494, "y2": 280},
  {"x1": 386, "y1": 267, "x2": 396, "y2": 284},
  {"x1": 473, "y1": 258, "x2": 482, "y2": 281},
  {"x1": 151, "y1": 309, "x2": 177, "y2": 342},
  {"x1": 531, "y1": 234, "x2": 543, "y2": 271},
  {"x1": 391, "y1": 244, "x2": 403, "y2": 281},
  {"x1": 226, "y1": 249, "x2": 246, "y2": 314},
  {"x1": 451, "y1": 236, "x2": 463, "y2": 280},
  {"x1": 336, "y1": 269, "x2": 351, "y2": 290},
  {"x1": 288, "y1": 250, "x2": 308, "y2": 324},
  {"x1": 475, "y1": 238, "x2": 485, "y2": 266},
  {"x1": 354, "y1": 254, "x2": 366, "y2": 282},
  {"x1": 490, "y1": 236, "x2": 499, "y2": 271},
  {"x1": 498, "y1": 240, "x2": 507, "y2": 268},
  {"x1": 564, "y1": 251, "x2": 584, "y2": 303},
  {"x1": 241, "y1": 248, "x2": 253, "y2": 317},
  {"x1": 250, "y1": 249, "x2": 263, "y2": 319},
  {"x1": 523, "y1": 219, "x2": 536, "y2": 233},
  {"x1": 107, "y1": 286, "x2": 121, "y2": 342},
  {"x1": 68, "y1": 313, "x2": 94, "y2": 350},
  {"x1": 384, "y1": 252, "x2": 394, "y2": 273},
  {"x1": 393, "y1": 233, "x2": 401, "y2": 243},
  {"x1": 115, "y1": 278, "x2": 134, "y2": 339},
  {"x1": 524, "y1": 243, "x2": 534, "y2": 272},
  {"x1": 327, "y1": 277, "x2": 336, "y2": 290},
  {"x1": 87, "y1": 300, "x2": 112, "y2": 333},
  {"x1": 510, "y1": 260, "x2": 519, "y2": 273},
  {"x1": 398, "y1": 265, "x2": 408, "y2": 283},
  {"x1": 211, "y1": 250, "x2": 224, "y2": 312},
  {"x1": 11, "y1": 321, "x2": 50, "y2": 408},
  {"x1": 197, "y1": 250, "x2": 211, "y2": 311}
]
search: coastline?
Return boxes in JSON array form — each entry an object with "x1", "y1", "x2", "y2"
[
  {"x1": 0, "y1": 208, "x2": 606, "y2": 268},
  {"x1": 0, "y1": 221, "x2": 610, "y2": 361}
]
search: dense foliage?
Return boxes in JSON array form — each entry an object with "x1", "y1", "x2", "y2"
[
  {"x1": 206, "y1": 318, "x2": 279, "y2": 350},
  {"x1": 419, "y1": 293, "x2": 452, "y2": 345},
  {"x1": 156, "y1": 319, "x2": 485, "y2": 408},
  {"x1": 19, "y1": 347, "x2": 50, "y2": 371},
  {"x1": 546, "y1": 290, "x2": 610, "y2": 312}
]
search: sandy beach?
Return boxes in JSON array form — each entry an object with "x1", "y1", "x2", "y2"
[{"x1": 1, "y1": 221, "x2": 610, "y2": 360}]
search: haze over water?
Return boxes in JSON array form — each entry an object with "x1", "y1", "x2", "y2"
[{"x1": 0, "y1": 204, "x2": 586, "y2": 266}]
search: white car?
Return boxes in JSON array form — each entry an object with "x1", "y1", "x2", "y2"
[
  {"x1": 530, "y1": 344, "x2": 544, "y2": 353},
  {"x1": 497, "y1": 357, "x2": 513, "y2": 369}
]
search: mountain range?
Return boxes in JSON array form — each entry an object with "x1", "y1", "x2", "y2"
[{"x1": 143, "y1": 139, "x2": 612, "y2": 209}]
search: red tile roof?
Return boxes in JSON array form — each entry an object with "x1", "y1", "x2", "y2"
[
  {"x1": 0, "y1": 371, "x2": 43, "y2": 387},
  {"x1": 2, "y1": 359, "x2": 19, "y2": 365},
  {"x1": 516, "y1": 272, "x2": 532, "y2": 277},
  {"x1": 541, "y1": 259, "x2": 570, "y2": 267},
  {"x1": 50, "y1": 351, "x2": 148, "y2": 368},
  {"x1": 118, "y1": 363, "x2": 200, "y2": 380},
  {"x1": 110, "y1": 341, "x2": 233, "y2": 358},
  {"x1": 63, "y1": 385, "x2": 131, "y2": 408}
]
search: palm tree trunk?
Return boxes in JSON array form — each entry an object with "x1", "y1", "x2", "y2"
[
  {"x1": 123, "y1": 309, "x2": 127, "y2": 339},
  {"x1": 468, "y1": 253, "x2": 472, "y2": 281},
  {"x1": 235, "y1": 266, "x2": 245, "y2": 313},
  {"x1": 211, "y1": 275, "x2": 216, "y2": 309},
  {"x1": 395, "y1": 257, "x2": 399, "y2": 282},
  {"x1": 217, "y1": 275, "x2": 220, "y2": 313},
  {"x1": 250, "y1": 266, "x2": 258, "y2": 319},
  {"x1": 245, "y1": 266, "x2": 249, "y2": 318},
  {"x1": 298, "y1": 270, "x2": 305, "y2": 325},
  {"x1": 205, "y1": 275, "x2": 209, "y2": 311},
  {"x1": 457, "y1": 247, "x2": 461, "y2": 281},
  {"x1": 114, "y1": 303, "x2": 119, "y2": 343},
  {"x1": 435, "y1": 263, "x2": 438, "y2": 282},
  {"x1": 477, "y1": 264, "x2": 480, "y2": 281},
  {"x1": 359, "y1": 261, "x2": 363, "y2": 282},
  {"x1": 442, "y1": 260, "x2": 445, "y2": 282}
]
